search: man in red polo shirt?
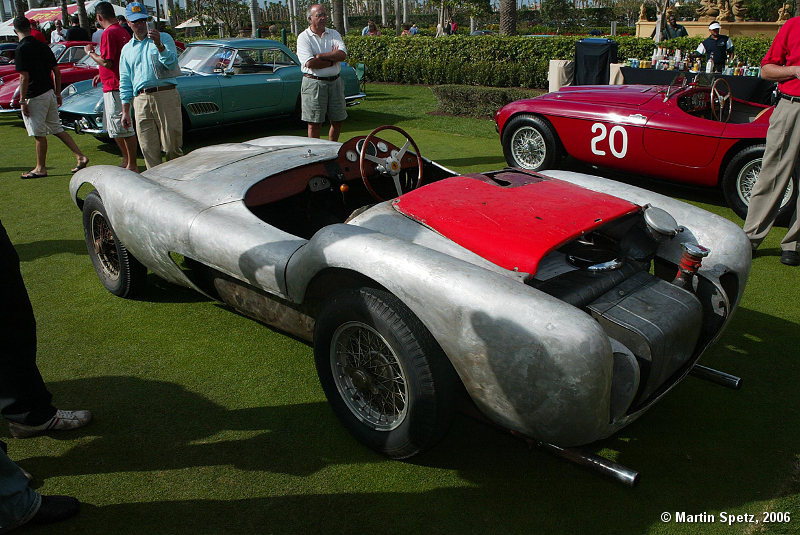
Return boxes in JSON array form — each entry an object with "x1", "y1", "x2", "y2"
[
  {"x1": 29, "y1": 21, "x2": 47, "y2": 43},
  {"x1": 743, "y1": 16, "x2": 800, "y2": 266},
  {"x1": 84, "y1": 1, "x2": 138, "y2": 171}
]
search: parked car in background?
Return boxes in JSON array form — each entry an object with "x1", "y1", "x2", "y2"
[
  {"x1": 0, "y1": 40, "x2": 91, "y2": 80},
  {"x1": 495, "y1": 75, "x2": 796, "y2": 222},
  {"x1": 69, "y1": 126, "x2": 750, "y2": 483},
  {"x1": 58, "y1": 38, "x2": 365, "y2": 138},
  {"x1": 0, "y1": 49, "x2": 100, "y2": 112},
  {"x1": 0, "y1": 43, "x2": 16, "y2": 64}
]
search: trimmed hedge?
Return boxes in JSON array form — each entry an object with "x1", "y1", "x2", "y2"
[
  {"x1": 339, "y1": 34, "x2": 773, "y2": 89},
  {"x1": 178, "y1": 33, "x2": 772, "y2": 89},
  {"x1": 431, "y1": 85, "x2": 545, "y2": 119}
]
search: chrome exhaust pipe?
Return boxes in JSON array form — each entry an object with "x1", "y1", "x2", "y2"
[
  {"x1": 690, "y1": 364, "x2": 742, "y2": 390},
  {"x1": 510, "y1": 431, "x2": 640, "y2": 487}
]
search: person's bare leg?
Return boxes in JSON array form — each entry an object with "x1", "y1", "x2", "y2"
[
  {"x1": 329, "y1": 121, "x2": 342, "y2": 142},
  {"x1": 30, "y1": 136, "x2": 47, "y2": 175},
  {"x1": 123, "y1": 136, "x2": 139, "y2": 172},
  {"x1": 307, "y1": 123, "x2": 321, "y2": 138},
  {"x1": 54, "y1": 131, "x2": 88, "y2": 168},
  {"x1": 114, "y1": 137, "x2": 128, "y2": 168}
]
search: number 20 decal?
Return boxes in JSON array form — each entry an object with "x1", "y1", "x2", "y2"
[{"x1": 590, "y1": 123, "x2": 628, "y2": 159}]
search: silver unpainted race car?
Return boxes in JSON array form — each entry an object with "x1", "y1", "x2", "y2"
[{"x1": 69, "y1": 126, "x2": 751, "y2": 485}]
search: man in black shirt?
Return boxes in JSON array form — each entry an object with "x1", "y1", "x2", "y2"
[
  {"x1": 695, "y1": 21, "x2": 734, "y2": 73},
  {"x1": 14, "y1": 16, "x2": 88, "y2": 179},
  {"x1": 64, "y1": 14, "x2": 90, "y2": 41}
]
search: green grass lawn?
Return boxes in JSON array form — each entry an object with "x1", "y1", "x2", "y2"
[{"x1": 1, "y1": 84, "x2": 798, "y2": 535}]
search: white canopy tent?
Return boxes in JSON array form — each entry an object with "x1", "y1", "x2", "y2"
[{"x1": 0, "y1": 1, "x2": 127, "y2": 37}]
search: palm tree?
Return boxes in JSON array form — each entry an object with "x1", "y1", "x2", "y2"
[
  {"x1": 380, "y1": 0, "x2": 387, "y2": 25},
  {"x1": 0, "y1": 1, "x2": 7, "y2": 22},
  {"x1": 77, "y1": 0, "x2": 89, "y2": 30},
  {"x1": 332, "y1": 0, "x2": 344, "y2": 33},
  {"x1": 163, "y1": 0, "x2": 176, "y2": 27},
  {"x1": 499, "y1": 0, "x2": 516, "y2": 35},
  {"x1": 60, "y1": 0, "x2": 69, "y2": 27},
  {"x1": 249, "y1": 0, "x2": 259, "y2": 36},
  {"x1": 14, "y1": 0, "x2": 26, "y2": 17}
]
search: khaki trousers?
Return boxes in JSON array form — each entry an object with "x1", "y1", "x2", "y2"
[
  {"x1": 743, "y1": 98, "x2": 800, "y2": 252},
  {"x1": 133, "y1": 88, "x2": 183, "y2": 169}
]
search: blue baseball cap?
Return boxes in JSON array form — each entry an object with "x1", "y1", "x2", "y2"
[{"x1": 125, "y1": 2, "x2": 148, "y2": 22}]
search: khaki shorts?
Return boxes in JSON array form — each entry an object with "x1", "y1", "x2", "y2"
[
  {"x1": 301, "y1": 75, "x2": 347, "y2": 124},
  {"x1": 103, "y1": 90, "x2": 135, "y2": 139},
  {"x1": 21, "y1": 90, "x2": 63, "y2": 137}
]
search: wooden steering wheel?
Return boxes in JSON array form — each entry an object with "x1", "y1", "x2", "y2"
[
  {"x1": 359, "y1": 125, "x2": 424, "y2": 201},
  {"x1": 710, "y1": 78, "x2": 733, "y2": 123}
]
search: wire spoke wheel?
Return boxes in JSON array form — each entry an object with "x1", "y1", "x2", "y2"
[
  {"x1": 90, "y1": 211, "x2": 121, "y2": 281},
  {"x1": 510, "y1": 126, "x2": 546, "y2": 169},
  {"x1": 736, "y1": 157, "x2": 794, "y2": 210},
  {"x1": 331, "y1": 321, "x2": 408, "y2": 431}
]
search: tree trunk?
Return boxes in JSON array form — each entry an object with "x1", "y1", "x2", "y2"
[
  {"x1": 394, "y1": 0, "x2": 400, "y2": 34},
  {"x1": 163, "y1": 0, "x2": 176, "y2": 27},
  {"x1": 332, "y1": 0, "x2": 344, "y2": 32},
  {"x1": 249, "y1": 0, "x2": 259, "y2": 36},
  {"x1": 343, "y1": 1, "x2": 349, "y2": 33},
  {"x1": 15, "y1": 0, "x2": 26, "y2": 17},
  {"x1": 27, "y1": 0, "x2": 39, "y2": 10},
  {"x1": 77, "y1": 0, "x2": 89, "y2": 30},
  {"x1": 470, "y1": 16, "x2": 475, "y2": 33},
  {"x1": 402, "y1": 0, "x2": 408, "y2": 23},
  {"x1": 60, "y1": 0, "x2": 68, "y2": 27},
  {"x1": 380, "y1": 0, "x2": 387, "y2": 26},
  {"x1": 499, "y1": 0, "x2": 516, "y2": 36},
  {"x1": 289, "y1": 0, "x2": 298, "y2": 34}
]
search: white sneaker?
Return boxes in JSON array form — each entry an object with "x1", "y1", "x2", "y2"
[{"x1": 8, "y1": 409, "x2": 92, "y2": 438}]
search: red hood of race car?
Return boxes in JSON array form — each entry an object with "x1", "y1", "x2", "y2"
[
  {"x1": 541, "y1": 84, "x2": 662, "y2": 107},
  {"x1": 393, "y1": 175, "x2": 639, "y2": 276}
]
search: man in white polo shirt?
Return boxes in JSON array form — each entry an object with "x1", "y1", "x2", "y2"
[{"x1": 296, "y1": 4, "x2": 347, "y2": 141}]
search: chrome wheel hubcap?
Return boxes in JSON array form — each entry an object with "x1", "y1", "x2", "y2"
[
  {"x1": 90, "y1": 211, "x2": 120, "y2": 280},
  {"x1": 330, "y1": 321, "x2": 408, "y2": 431},
  {"x1": 510, "y1": 126, "x2": 546, "y2": 169}
]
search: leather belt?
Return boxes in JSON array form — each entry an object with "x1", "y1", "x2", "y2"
[
  {"x1": 304, "y1": 73, "x2": 339, "y2": 82},
  {"x1": 137, "y1": 84, "x2": 176, "y2": 96},
  {"x1": 779, "y1": 92, "x2": 800, "y2": 103}
]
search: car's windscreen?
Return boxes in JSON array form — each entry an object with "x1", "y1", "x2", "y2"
[
  {"x1": 58, "y1": 46, "x2": 87, "y2": 64},
  {"x1": 179, "y1": 46, "x2": 233, "y2": 74},
  {"x1": 232, "y1": 47, "x2": 297, "y2": 73},
  {"x1": 75, "y1": 53, "x2": 98, "y2": 68},
  {"x1": 50, "y1": 43, "x2": 65, "y2": 59}
]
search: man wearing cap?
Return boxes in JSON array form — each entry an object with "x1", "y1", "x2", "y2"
[
  {"x1": 664, "y1": 15, "x2": 688, "y2": 39},
  {"x1": 695, "y1": 22, "x2": 733, "y2": 73},
  {"x1": 83, "y1": 1, "x2": 137, "y2": 171},
  {"x1": 296, "y1": 4, "x2": 348, "y2": 141},
  {"x1": 742, "y1": 16, "x2": 800, "y2": 266},
  {"x1": 118, "y1": 2, "x2": 182, "y2": 169}
]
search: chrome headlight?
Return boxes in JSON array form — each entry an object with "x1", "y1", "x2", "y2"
[{"x1": 78, "y1": 117, "x2": 92, "y2": 130}]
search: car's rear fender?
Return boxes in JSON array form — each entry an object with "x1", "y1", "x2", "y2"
[{"x1": 285, "y1": 222, "x2": 617, "y2": 447}]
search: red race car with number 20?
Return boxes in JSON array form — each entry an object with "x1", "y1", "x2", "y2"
[{"x1": 495, "y1": 75, "x2": 797, "y2": 223}]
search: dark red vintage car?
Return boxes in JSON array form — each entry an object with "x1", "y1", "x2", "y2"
[
  {"x1": 495, "y1": 76, "x2": 796, "y2": 222},
  {"x1": 0, "y1": 40, "x2": 94, "y2": 113}
]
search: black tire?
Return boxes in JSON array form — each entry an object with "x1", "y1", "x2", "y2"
[
  {"x1": 501, "y1": 114, "x2": 559, "y2": 171},
  {"x1": 82, "y1": 191, "x2": 147, "y2": 298},
  {"x1": 313, "y1": 287, "x2": 458, "y2": 459},
  {"x1": 722, "y1": 144, "x2": 798, "y2": 225}
]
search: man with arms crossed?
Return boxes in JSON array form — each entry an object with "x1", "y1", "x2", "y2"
[
  {"x1": 743, "y1": 16, "x2": 800, "y2": 266},
  {"x1": 13, "y1": 16, "x2": 88, "y2": 179},
  {"x1": 119, "y1": 2, "x2": 182, "y2": 169},
  {"x1": 296, "y1": 4, "x2": 347, "y2": 141},
  {"x1": 84, "y1": 1, "x2": 137, "y2": 171}
]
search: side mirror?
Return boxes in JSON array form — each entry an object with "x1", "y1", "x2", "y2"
[{"x1": 224, "y1": 68, "x2": 234, "y2": 76}]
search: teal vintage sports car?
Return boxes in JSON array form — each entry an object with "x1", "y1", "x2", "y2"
[{"x1": 58, "y1": 38, "x2": 366, "y2": 137}]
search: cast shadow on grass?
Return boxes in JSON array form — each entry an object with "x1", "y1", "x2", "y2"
[
  {"x1": 12, "y1": 307, "x2": 798, "y2": 535},
  {"x1": 15, "y1": 239, "x2": 86, "y2": 261},
  {"x1": 14, "y1": 375, "x2": 374, "y2": 481},
  {"x1": 131, "y1": 275, "x2": 211, "y2": 304}
]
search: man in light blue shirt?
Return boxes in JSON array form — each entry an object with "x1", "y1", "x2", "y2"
[{"x1": 119, "y1": 1, "x2": 182, "y2": 169}]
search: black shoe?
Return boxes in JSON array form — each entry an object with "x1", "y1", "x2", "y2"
[
  {"x1": 29, "y1": 495, "x2": 80, "y2": 525},
  {"x1": 780, "y1": 250, "x2": 800, "y2": 266}
]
